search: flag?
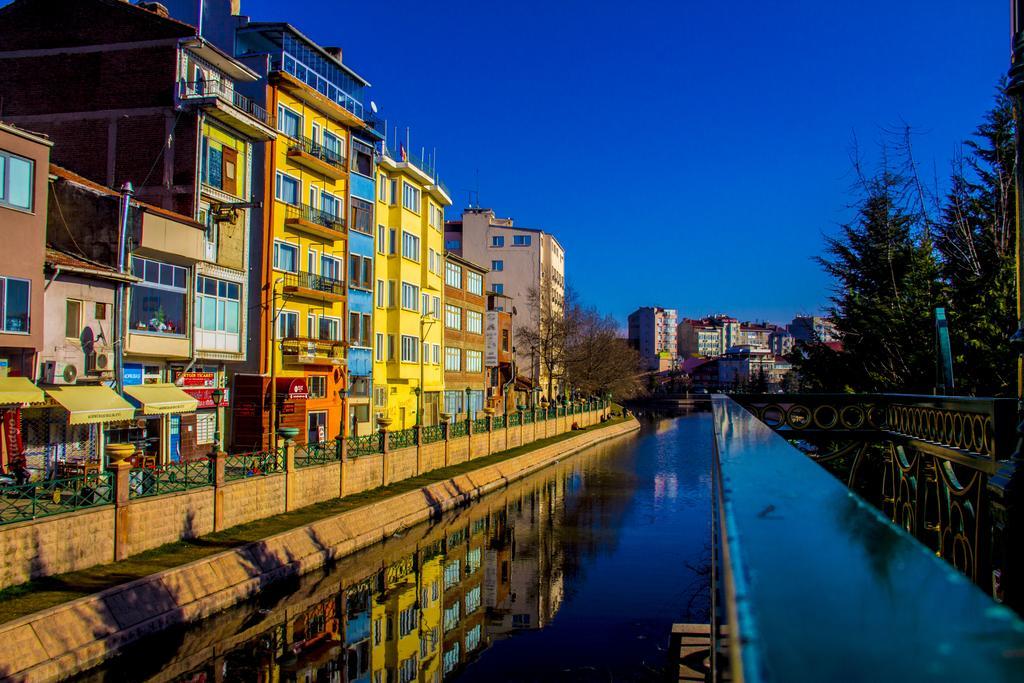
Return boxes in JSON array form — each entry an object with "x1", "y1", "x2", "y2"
[{"x1": 399, "y1": 143, "x2": 407, "y2": 162}]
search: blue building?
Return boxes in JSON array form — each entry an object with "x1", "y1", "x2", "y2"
[{"x1": 347, "y1": 129, "x2": 377, "y2": 435}]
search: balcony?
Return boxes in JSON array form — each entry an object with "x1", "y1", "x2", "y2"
[
  {"x1": 281, "y1": 337, "x2": 346, "y2": 366},
  {"x1": 179, "y1": 80, "x2": 276, "y2": 141},
  {"x1": 286, "y1": 136, "x2": 347, "y2": 180},
  {"x1": 281, "y1": 270, "x2": 346, "y2": 304},
  {"x1": 283, "y1": 203, "x2": 346, "y2": 242}
]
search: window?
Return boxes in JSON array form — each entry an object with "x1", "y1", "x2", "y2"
[
  {"x1": 402, "y1": 181, "x2": 421, "y2": 212},
  {"x1": 432, "y1": 344, "x2": 440, "y2": 364},
  {"x1": 275, "y1": 171, "x2": 300, "y2": 205},
  {"x1": 389, "y1": 179, "x2": 397, "y2": 205},
  {"x1": 323, "y1": 130, "x2": 344, "y2": 162},
  {"x1": 95, "y1": 302, "x2": 107, "y2": 320},
  {"x1": 349, "y1": 312, "x2": 361, "y2": 346},
  {"x1": 445, "y1": 261, "x2": 462, "y2": 288},
  {"x1": 401, "y1": 282, "x2": 419, "y2": 311},
  {"x1": 443, "y1": 643, "x2": 460, "y2": 675},
  {"x1": 402, "y1": 231, "x2": 420, "y2": 261},
  {"x1": 349, "y1": 254, "x2": 361, "y2": 285},
  {"x1": 443, "y1": 603, "x2": 460, "y2": 634},
  {"x1": 429, "y1": 203, "x2": 443, "y2": 229},
  {"x1": 321, "y1": 254, "x2": 342, "y2": 281},
  {"x1": 466, "y1": 310, "x2": 483, "y2": 334},
  {"x1": 445, "y1": 304, "x2": 461, "y2": 330},
  {"x1": 490, "y1": 236, "x2": 504, "y2": 247},
  {"x1": 377, "y1": 224, "x2": 386, "y2": 254},
  {"x1": 278, "y1": 310, "x2": 298, "y2": 339},
  {"x1": 421, "y1": 292, "x2": 429, "y2": 317},
  {"x1": 465, "y1": 586, "x2": 481, "y2": 615},
  {"x1": 445, "y1": 347, "x2": 461, "y2": 371},
  {"x1": 399, "y1": 654, "x2": 417, "y2": 683},
  {"x1": 321, "y1": 191, "x2": 342, "y2": 219},
  {"x1": 378, "y1": 175, "x2": 387, "y2": 201},
  {"x1": 445, "y1": 239, "x2": 461, "y2": 250},
  {"x1": 502, "y1": 329, "x2": 510, "y2": 351},
  {"x1": 466, "y1": 350, "x2": 482, "y2": 372},
  {"x1": 276, "y1": 104, "x2": 302, "y2": 138},
  {"x1": 376, "y1": 279, "x2": 385, "y2": 307},
  {"x1": 273, "y1": 241, "x2": 298, "y2": 272},
  {"x1": 129, "y1": 257, "x2": 187, "y2": 336},
  {"x1": 200, "y1": 137, "x2": 240, "y2": 196},
  {"x1": 375, "y1": 333, "x2": 384, "y2": 361},
  {"x1": 308, "y1": 375, "x2": 327, "y2": 398},
  {"x1": 195, "y1": 275, "x2": 241, "y2": 341},
  {"x1": 65, "y1": 300, "x2": 82, "y2": 339},
  {"x1": 428, "y1": 249, "x2": 441, "y2": 275},
  {"x1": 493, "y1": 283, "x2": 504, "y2": 295},
  {"x1": 0, "y1": 151, "x2": 33, "y2": 211},
  {"x1": 351, "y1": 140, "x2": 373, "y2": 177},
  {"x1": 388, "y1": 280, "x2": 396, "y2": 307},
  {"x1": 388, "y1": 228, "x2": 397, "y2": 255},
  {"x1": 388, "y1": 334, "x2": 396, "y2": 361},
  {"x1": 400, "y1": 335, "x2": 418, "y2": 362},
  {"x1": 432, "y1": 295, "x2": 441, "y2": 318},
  {"x1": 374, "y1": 385, "x2": 387, "y2": 406},
  {"x1": 467, "y1": 272, "x2": 483, "y2": 295},
  {"x1": 318, "y1": 316, "x2": 340, "y2": 341},
  {"x1": 465, "y1": 623, "x2": 482, "y2": 652},
  {"x1": 491, "y1": 260, "x2": 504, "y2": 272},
  {"x1": 351, "y1": 197, "x2": 372, "y2": 234},
  {"x1": 513, "y1": 234, "x2": 532, "y2": 246}
]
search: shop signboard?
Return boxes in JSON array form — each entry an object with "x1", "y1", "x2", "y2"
[{"x1": 485, "y1": 312, "x2": 499, "y2": 367}]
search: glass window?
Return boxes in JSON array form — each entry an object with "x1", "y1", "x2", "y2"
[
  {"x1": 321, "y1": 254, "x2": 342, "y2": 280},
  {"x1": 275, "y1": 172, "x2": 300, "y2": 205},
  {"x1": 65, "y1": 299, "x2": 81, "y2": 339},
  {"x1": 466, "y1": 310, "x2": 483, "y2": 334},
  {"x1": 401, "y1": 282, "x2": 419, "y2": 311},
  {"x1": 445, "y1": 261, "x2": 462, "y2": 288},
  {"x1": 278, "y1": 310, "x2": 298, "y2": 339},
  {"x1": 389, "y1": 179, "x2": 397, "y2": 205},
  {"x1": 378, "y1": 175, "x2": 387, "y2": 201},
  {"x1": 323, "y1": 131, "x2": 344, "y2": 163},
  {"x1": 445, "y1": 304, "x2": 461, "y2": 330},
  {"x1": 377, "y1": 224, "x2": 386, "y2": 254},
  {"x1": 351, "y1": 198, "x2": 372, "y2": 234},
  {"x1": 491, "y1": 235, "x2": 504, "y2": 247},
  {"x1": 402, "y1": 181, "x2": 421, "y2": 212},
  {"x1": 491, "y1": 260, "x2": 504, "y2": 272},
  {"x1": 195, "y1": 275, "x2": 241, "y2": 337},
  {"x1": 273, "y1": 241, "x2": 298, "y2": 272},
  {"x1": 445, "y1": 239, "x2": 462, "y2": 250},
  {"x1": 0, "y1": 151, "x2": 33, "y2": 211},
  {"x1": 129, "y1": 257, "x2": 187, "y2": 336},
  {"x1": 467, "y1": 272, "x2": 483, "y2": 295},
  {"x1": 0, "y1": 277, "x2": 29, "y2": 333},
  {"x1": 445, "y1": 347, "x2": 461, "y2": 371},
  {"x1": 402, "y1": 231, "x2": 420, "y2": 261},
  {"x1": 308, "y1": 375, "x2": 327, "y2": 398},
  {"x1": 513, "y1": 234, "x2": 532, "y2": 246},
  {"x1": 400, "y1": 334, "x2": 418, "y2": 362},
  {"x1": 276, "y1": 104, "x2": 302, "y2": 138},
  {"x1": 493, "y1": 283, "x2": 504, "y2": 295},
  {"x1": 319, "y1": 316, "x2": 340, "y2": 341},
  {"x1": 321, "y1": 191, "x2": 341, "y2": 219},
  {"x1": 352, "y1": 140, "x2": 373, "y2": 177},
  {"x1": 466, "y1": 350, "x2": 482, "y2": 372}
]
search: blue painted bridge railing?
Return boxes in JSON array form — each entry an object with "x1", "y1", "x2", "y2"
[{"x1": 711, "y1": 395, "x2": 1024, "y2": 682}]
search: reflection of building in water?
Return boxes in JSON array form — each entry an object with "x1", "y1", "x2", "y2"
[{"x1": 162, "y1": 468, "x2": 577, "y2": 683}]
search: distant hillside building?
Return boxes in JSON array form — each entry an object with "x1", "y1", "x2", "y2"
[
  {"x1": 677, "y1": 315, "x2": 740, "y2": 358},
  {"x1": 627, "y1": 307, "x2": 677, "y2": 371},
  {"x1": 790, "y1": 316, "x2": 839, "y2": 344}
]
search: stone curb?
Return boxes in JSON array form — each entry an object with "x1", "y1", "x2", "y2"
[{"x1": 0, "y1": 418, "x2": 639, "y2": 682}]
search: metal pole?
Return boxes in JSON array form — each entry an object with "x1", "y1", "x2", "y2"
[
  {"x1": 1013, "y1": 0, "x2": 1024, "y2": 400},
  {"x1": 114, "y1": 182, "x2": 134, "y2": 396},
  {"x1": 268, "y1": 279, "x2": 279, "y2": 451}
]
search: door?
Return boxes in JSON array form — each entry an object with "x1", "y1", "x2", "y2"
[
  {"x1": 222, "y1": 147, "x2": 237, "y2": 195},
  {"x1": 169, "y1": 415, "x2": 181, "y2": 463},
  {"x1": 307, "y1": 411, "x2": 327, "y2": 445}
]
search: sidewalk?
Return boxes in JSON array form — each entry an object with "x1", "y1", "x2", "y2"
[{"x1": 0, "y1": 412, "x2": 630, "y2": 625}]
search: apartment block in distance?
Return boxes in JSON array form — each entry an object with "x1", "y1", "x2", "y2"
[
  {"x1": 627, "y1": 306, "x2": 677, "y2": 371},
  {"x1": 445, "y1": 208, "x2": 565, "y2": 398}
]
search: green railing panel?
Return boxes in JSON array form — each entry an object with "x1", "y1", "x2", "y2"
[
  {"x1": 295, "y1": 441, "x2": 340, "y2": 468},
  {"x1": 388, "y1": 428, "x2": 416, "y2": 450},
  {"x1": 0, "y1": 472, "x2": 114, "y2": 524},
  {"x1": 421, "y1": 424, "x2": 445, "y2": 444},
  {"x1": 224, "y1": 448, "x2": 285, "y2": 481},
  {"x1": 472, "y1": 418, "x2": 488, "y2": 433},
  {"x1": 450, "y1": 420, "x2": 468, "y2": 438},
  {"x1": 523, "y1": 410, "x2": 533, "y2": 424},
  {"x1": 348, "y1": 432, "x2": 382, "y2": 457},
  {"x1": 508, "y1": 412, "x2": 521, "y2": 427},
  {"x1": 129, "y1": 459, "x2": 213, "y2": 499},
  {"x1": 492, "y1": 415, "x2": 506, "y2": 430}
]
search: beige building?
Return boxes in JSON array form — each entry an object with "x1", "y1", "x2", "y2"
[{"x1": 445, "y1": 208, "x2": 565, "y2": 397}]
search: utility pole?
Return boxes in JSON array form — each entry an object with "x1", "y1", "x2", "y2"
[{"x1": 114, "y1": 182, "x2": 133, "y2": 396}]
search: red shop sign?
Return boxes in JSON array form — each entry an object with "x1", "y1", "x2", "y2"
[
  {"x1": 274, "y1": 377, "x2": 308, "y2": 400},
  {"x1": 184, "y1": 387, "x2": 230, "y2": 409},
  {"x1": 177, "y1": 371, "x2": 216, "y2": 388},
  {"x1": 1, "y1": 408, "x2": 24, "y2": 468}
]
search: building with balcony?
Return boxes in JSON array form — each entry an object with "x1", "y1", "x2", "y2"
[
  {"x1": 373, "y1": 147, "x2": 451, "y2": 429},
  {"x1": 790, "y1": 315, "x2": 839, "y2": 344},
  {"x1": 627, "y1": 306, "x2": 678, "y2": 372},
  {"x1": 445, "y1": 208, "x2": 565, "y2": 398},
  {"x1": 0, "y1": 0, "x2": 277, "y2": 452},
  {"x1": 443, "y1": 254, "x2": 488, "y2": 419},
  {"x1": 226, "y1": 23, "x2": 380, "y2": 446},
  {"x1": 677, "y1": 315, "x2": 741, "y2": 358}
]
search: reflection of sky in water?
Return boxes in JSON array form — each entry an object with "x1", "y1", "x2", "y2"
[{"x1": 85, "y1": 414, "x2": 712, "y2": 683}]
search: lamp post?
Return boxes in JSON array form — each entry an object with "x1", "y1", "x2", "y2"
[
  {"x1": 210, "y1": 387, "x2": 224, "y2": 455},
  {"x1": 465, "y1": 386, "x2": 473, "y2": 420},
  {"x1": 337, "y1": 386, "x2": 348, "y2": 440},
  {"x1": 418, "y1": 288, "x2": 439, "y2": 427}
]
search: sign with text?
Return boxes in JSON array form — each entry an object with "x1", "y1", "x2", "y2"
[
  {"x1": 1, "y1": 408, "x2": 23, "y2": 468},
  {"x1": 484, "y1": 311, "x2": 499, "y2": 367},
  {"x1": 123, "y1": 363, "x2": 144, "y2": 386}
]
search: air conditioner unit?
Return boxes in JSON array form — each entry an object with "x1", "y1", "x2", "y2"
[
  {"x1": 44, "y1": 360, "x2": 78, "y2": 385},
  {"x1": 86, "y1": 350, "x2": 113, "y2": 374}
]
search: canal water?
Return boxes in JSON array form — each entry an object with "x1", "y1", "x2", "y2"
[{"x1": 76, "y1": 412, "x2": 711, "y2": 682}]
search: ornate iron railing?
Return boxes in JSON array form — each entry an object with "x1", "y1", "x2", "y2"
[
  {"x1": 280, "y1": 336, "x2": 346, "y2": 362},
  {"x1": 508, "y1": 412, "x2": 521, "y2": 427},
  {"x1": 288, "y1": 134, "x2": 346, "y2": 169},
  {"x1": 492, "y1": 415, "x2": 506, "y2": 430},
  {"x1": 522, "y1": 410, "x2": 533, "y2": 424},
  {"x1": 284, "y1": 202, "x2": 346, "y2": 231},
  {"x1": 450, "y1": 420, "x2": 468, "y2": 438},
  {"x1": 224, "y1": 448, "x2": 285, "y2": 481},
  {"x1": 295, "y1": 441, "x2": 340, "y2": 468},
  {"x1": 388, "y1": 428, "x2": 416, "y2": 450},
  {"x1": 282, "y1": 270, "x2": 345, "y2": 296},
  {"x1": 348, "y1": 432, "x2": 382, "y2": 457},
  {"x1": 129, "y1": 459, "x2": 213, "y2": 498},
  {"x1": 180, "y1": 80, "x2": 270, "y2": 125},
  {"x1": 421, "y1": 424, "x2": 445, "y2": 445},
  {"x1": 472, "y1": 418, "x2": 488, "y2": 433},
  {"x1": 0, "y1": 472, "x2": 114, "y2": 524}
]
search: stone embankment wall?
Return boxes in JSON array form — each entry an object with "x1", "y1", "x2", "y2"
[
  {"x1": 0, "y1": 415, "x2": 637, "y2": 683},
  {"x1": 0, "y1": 406, "x2": 609, "y2": 591}
]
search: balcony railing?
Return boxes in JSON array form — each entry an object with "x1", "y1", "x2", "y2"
[
  {"x1": 284, "y1": 203, "x2": 346, "y2": 231},
  {"x1": 180, "y1": 80, "x2": 270, "y2": 125},
  {"x1": 281, "y1": 337, "x2": 346, "y2": 362},
  {"x1": 288, "y1": 135, "x2": 347, "y2": 170},
  {"x1": 281, "y1": 270, "x2": 345, "y2": 297}
]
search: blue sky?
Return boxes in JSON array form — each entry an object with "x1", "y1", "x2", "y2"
[{"x1": 26, "y1": 0, "x2": 1011, "y2": 325}]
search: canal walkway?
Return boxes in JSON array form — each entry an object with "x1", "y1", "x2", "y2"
[{"x1": 0, "y1": 414, "x2": 638, "y2": 681}]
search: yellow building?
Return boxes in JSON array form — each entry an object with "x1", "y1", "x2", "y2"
[
  {"x1": 372, "y1": 148, "x2": 452, "y2": 429},
  {"x1": 235, "y1": 25, "x2": 378, "y2": 446}
]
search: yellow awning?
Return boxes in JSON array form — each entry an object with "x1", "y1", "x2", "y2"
[
  {"x1": 124, "y1": 383, "x2": 198, "y2": 415},
  {"x1": 46, "y1": 385, "x2": 136, "y2": 425},
  {"x1": 0, "y1": 377, "x2": 45, "y2": 406}
]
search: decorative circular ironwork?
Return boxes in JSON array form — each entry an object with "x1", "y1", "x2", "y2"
[
  {"x1": 839, "y1": 405, "x2": 865, "y2": 430},
  {"x1": 812, "y1": 405, "x2": 839, "y2": 430},
  {"x1": 786, "y1": 404, "x2": 812, "y2": 430},
  {"x1": 760, "y1": 404, "x2": 785, "y2": 429}
]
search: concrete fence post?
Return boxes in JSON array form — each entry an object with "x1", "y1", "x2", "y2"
[
  {"x1": 518, "y1": 409, "x2": 525, "y2": 444},
  {"x1": 414, "y1": 424, "x2": 423, "y2": 475},
  {"x1": 213, "y1": 450, "x2": 226, "y2": 532},
  {"x1": 442, "y1": 420, "x2": 450, "y2": 467},
  {"x1": 466, "y1": 417, "x2": 474, "y2": 461},
  {"x1": 380, "y1": 427, "x2": 389, "y2": 486},
  {"x1": 486, "y1": 415, "x2": 494, "y2": 456},
  {"x1": 284, "y1": 439, "x2": 296, "y2": 512},
  {"x1": 110, "y1": 460, "x2": 132, "y2": 562},
  {"x1": 337, "y1": 436, "x2": 347, "y2": 498}
]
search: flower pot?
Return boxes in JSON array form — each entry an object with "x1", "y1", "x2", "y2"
[
  {"x1": 278, "y1": 427, "x2": 299, "y2": 442},
  {"x1": 106, "y1": 443, "x2": 136, "y2": 464},
  {"x1": 483, "y1": 407, "x2": 495, "y2": 416},
  {"x1": 439, "y1": 412, "x2": 452, "y2": 423},
  {"x1": 376, "y1": 417, "x2": 393, "y2": 429}
]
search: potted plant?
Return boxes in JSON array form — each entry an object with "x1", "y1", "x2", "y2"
[
  {"x1": 376, "y1": 415, "x2": 393, "y2": 429},
  {"x1": 106, "y1": 443, "x2": 136, "y2": 464},
  {"x1": 278, "y1": 427, "x2": 299, "y2": 442}
]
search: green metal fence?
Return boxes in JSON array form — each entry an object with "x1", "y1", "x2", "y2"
[
  {"x1": 348, "y1": 432, "x2": 382, "y2": 457},
  {"x1": 492, "y1": 415, "x2": 506, "y2": 430},
  {"x1": 388, "y1": 428, "x2": 417, "y2": 450},
  {"x1": 508, "y1": 412, "x2": 521, "y2": 427},
  {"x1": 129, "y1": 459, "x2": 213, "y2": 499},
  {"x1": 0, "y1": 472, "x2": 114, "y2": 524},
  {"x1": 421, "y1": 424, "x2": 445, "y2": 444},
  {"x1": 224, "y1": 448, "x2": 285, "y2": 481},
  {"x1": 450, "y1": 420, "x2": 468, "y2": 438},
  {"x1": 295, "y1": 440, "x2": 340, "y2": 468},
  {"x1": 523, "y1": 410, "x2": 533, "y2": 424},
  {"x1": 472, "y1": 418, "x2": 488, "y2": 433}
]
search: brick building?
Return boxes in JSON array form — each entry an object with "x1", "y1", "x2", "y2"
[{"x1": 443, "y1": 253, "x2": 488, "y2": 419}]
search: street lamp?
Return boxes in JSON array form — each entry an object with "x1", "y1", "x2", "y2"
[
  {"x1": 337, "y1": 386, "x2": 348, "y2": 440},
  {"x1": 418, "y1": 286, "x2": 440, "y2": 427},
  {"x1": 210, "y1": 387, "x2": 224, "y2": 455},
  {"x1": 465, "y1": 386, "x2": 473, "y2": 420}
]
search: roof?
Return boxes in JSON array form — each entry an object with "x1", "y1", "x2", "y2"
[
  {"x1": 239, "y1": 22, "x2": 371, "y2": 87},
  {"x1": 0, "y1": 121, "x2": 53, "y2": 147},
  {"x1": 50, "y1": 164, "x2": 202, "y2": 229},
  {"x1": 45, "y1": 247, "x2": 139, "y2": 283}
]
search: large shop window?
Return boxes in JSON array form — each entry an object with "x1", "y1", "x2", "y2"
[
  {"x1": 195, "y1": 275, "x2": 241, "y2": 351},
  {"x1": 130, "y1": 257, "x2": 187, "y2": 336},
  {"x1": 0, "y1": 276, "x2": 30, "y2": 333}
]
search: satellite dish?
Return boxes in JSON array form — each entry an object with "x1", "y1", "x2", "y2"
[{"x1": 370, "y1": 101, "x2": 378, "y2": 114}]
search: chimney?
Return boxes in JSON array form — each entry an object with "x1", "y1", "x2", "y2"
[
  {"x1": 135, "y1": 1, "x2": 170, "y2": 18},
  {"x1": 324, "y1": 46, "x2": 343, "y2": 62}
]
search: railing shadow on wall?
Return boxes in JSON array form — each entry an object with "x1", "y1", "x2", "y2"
[{"x1": 712, "y1": 394, "x2": 1024, "y2": 682}]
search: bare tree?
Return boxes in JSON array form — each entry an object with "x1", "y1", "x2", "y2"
[{"x1": 518, "y1": 286, "x2": 570, "y2": 399}]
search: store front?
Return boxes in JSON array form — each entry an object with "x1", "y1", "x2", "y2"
[
  {"x1": 173, "y1": 368, "x2": 229, "y2": 453},
  {"x1": 123, "y1": 383, "x2": 199, "y2": 463},
  {"x1": 0, "y1": 376, "x2": 45, "y2": 477},
  {"x1": 44, "y1": 384, "x2": 135, "y2": 473}
]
